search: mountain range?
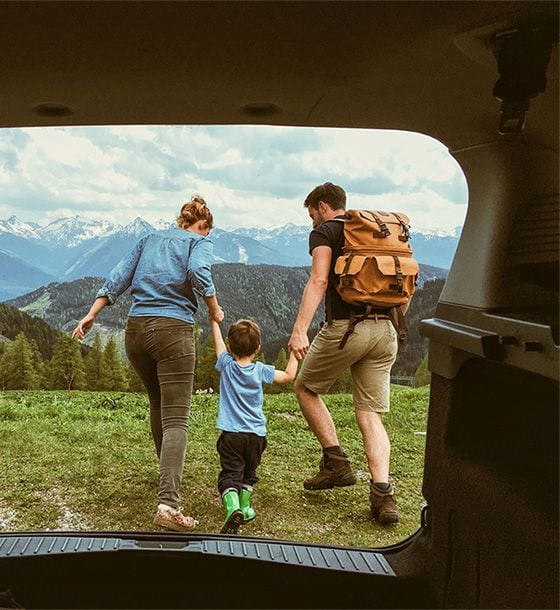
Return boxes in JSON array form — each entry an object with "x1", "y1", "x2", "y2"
[{"x1": 0, "y1": 215, "x2": 458, "y2": 301}]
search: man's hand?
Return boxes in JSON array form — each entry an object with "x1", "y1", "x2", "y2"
[
  {"x1": 288, "y1": 329, "x2": 309, "y2": 361},
  {"x1": 72, "y1": 314, "x2": 96, "y2": 341}
]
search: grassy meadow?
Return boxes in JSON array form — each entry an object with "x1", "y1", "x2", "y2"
[{"x1": 0, "y1": 387, "x2": 428, "y2": 548}]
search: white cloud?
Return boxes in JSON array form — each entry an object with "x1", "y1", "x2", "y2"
[
  {"x1": 0, "y1": 125, "x2": 468, "y2": 232},
  {"x1": 110, "y1": 126, "x2": 157, "y2": 142},
  {"x1": 350, "y1": 189, "x2": 466, "y2": 235},
  {"x1": 23, "y1": 128, "x2": 111, "y2": 168}
]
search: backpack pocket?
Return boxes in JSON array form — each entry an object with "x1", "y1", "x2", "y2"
[{"x1": 335, "y1": 254, "x2": 419, "y2": 308}]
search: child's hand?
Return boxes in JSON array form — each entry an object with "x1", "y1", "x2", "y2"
[{"x1": 209, "y1": 306, "x2": 224, "y2": 323}]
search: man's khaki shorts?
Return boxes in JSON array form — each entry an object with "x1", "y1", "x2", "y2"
[{"x1": 297, "y1": 318, "x2": 398, "y2": 412}]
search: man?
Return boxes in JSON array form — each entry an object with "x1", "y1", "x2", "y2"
[{"x1": 288, "y1": 182, "x2": 400, "y2": 524}]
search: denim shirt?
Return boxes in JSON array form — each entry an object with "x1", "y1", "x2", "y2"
[{"x1": 96, "y1": 227, "x2": 216, "y2": 324}]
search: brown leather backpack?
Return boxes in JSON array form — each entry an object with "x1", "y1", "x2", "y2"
[{"x1": 333, "y1": 210, "x2": 419, "y2": 349}]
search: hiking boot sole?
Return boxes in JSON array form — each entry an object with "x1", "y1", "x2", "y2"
[
  {"x1": 373, "y1": 511, "x2": 399, "y2": 525},
  {"x1": 153, "y1": 514, "x2": 198, "y2": 532},
  {"x1": 303, "y1": 475, "x2": 357, "y2": 491},
  {"x1": 220, "y1": 509, "x2": 244, "y2": 534}
]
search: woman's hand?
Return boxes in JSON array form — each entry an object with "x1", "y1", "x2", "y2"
[
  {"x1": 72, "y1": 313, "x2": 96, "y2": 340},
  {"x1": 208, "y1": 305, "x2": 224, "y2": 324},
  {"x1": 71, "y1": 297, "x2": 108, "y2": 341}
]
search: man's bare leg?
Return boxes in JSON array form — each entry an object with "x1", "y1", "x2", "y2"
[
  {"x1": 295, "y1": 378, "x2": 357, "y2": 489},
  {"x1": 355, "y1": 409, "x2": 398, "y2": 523},
  {"x1": 355, "y1": 409, "x2": 390, "y2": 482},
  {"x1": 294, "y1": 378, "x2": 339, "y2": 447}
]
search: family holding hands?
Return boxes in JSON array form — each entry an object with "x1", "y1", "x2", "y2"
[{"x1": 73, "y1": 183, "x2": 400, "y2": 534}]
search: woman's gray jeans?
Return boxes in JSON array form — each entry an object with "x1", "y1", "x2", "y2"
[{"x1": 125, "y1": 316, "x2": 195, "y2": 509}]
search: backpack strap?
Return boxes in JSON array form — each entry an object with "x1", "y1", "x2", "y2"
[
  {"x1": 359, "y1": 211, "x2": 391, "y2": 238},
  {"x1": 388, "y1": 306, "x2": 408, "y2": 352},
  {"x1": 389, "y1": 255, "x2": 404, "y2": 294},
  {"x1": 338, "y1": 305, "x2": 373, "y2": 350},
  {"x1": 392, "y1": 213, "x2": 410, "y2": 242}
]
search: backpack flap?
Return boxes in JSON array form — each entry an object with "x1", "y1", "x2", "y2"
[
  {"x1": 343, "y1": 210, "x2": 412, "y2": 254},
  {"x1": 335, "y1": 253, "x2": 419, "y2": 308},
  {"x1": 334, "y1": 254, "x2": 368, "y2": 276},
  {"x1": 372, "y1": 255, "x2": 419, "y2": 302}
]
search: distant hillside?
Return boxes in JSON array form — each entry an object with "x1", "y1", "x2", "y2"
[
  {"x1": 0, "y1": 303, "x2": 63, "y2": 360},
  {"x1": 7, "y1": 262, "x2": 447, "y2": 376},
  {"x1": 6, "y1": 266, "x2": 321, "y2": 349}
]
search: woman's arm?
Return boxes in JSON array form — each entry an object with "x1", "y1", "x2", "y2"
[
  {"x1": 71, "y1": 296, "x2": 109, "y2": 340},
  {"x1": 96, "y1": 236, "x2": 147, "y2": 305},
  {"x1": 204, "y1": 295, "x2": 224, "y2": 323}
]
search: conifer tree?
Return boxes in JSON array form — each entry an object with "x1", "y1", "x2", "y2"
[
  {"x1": 103, "y1": 337, "x2": 128, "y2": 391},
  {"x1": 0, "y1": 333, "x2": 40, "y2": 390},
  {"x1": 274, "y1": 347, "x2": 288, "y2": 370},
  {"x1": 29, "y1": 338, "x2": 47, "y2": 389},
  {"x1": 414, "y1": 354, "x2": 431, "y2": 387},
  {"x1": 195, "y1": 332, "x2": 219, "y2": 392},
  {"x1": 84, "y1": 333, "x2": 109, "y2": 391},
  {"x1": 266, "y1": 347, "x2": 289, "y2": 394},
  {"x1": 125, "y1": 361, "x2": 145, "y2": 392},
  {"x1": 49, "y1": 334, "x2": 86, "y2": 390}
]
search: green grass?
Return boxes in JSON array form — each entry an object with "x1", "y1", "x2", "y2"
[{"x1": 0, "y1": 387, "x2": 429, "y2": 547}]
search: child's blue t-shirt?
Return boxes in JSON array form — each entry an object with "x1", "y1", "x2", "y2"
[{"x1": 215, "y1": 351, "x2": 275, "y2": 437}]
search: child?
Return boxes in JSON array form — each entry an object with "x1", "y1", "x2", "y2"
[{"x1": 210, "y1": 318, "x2": 298, "y2": 534}]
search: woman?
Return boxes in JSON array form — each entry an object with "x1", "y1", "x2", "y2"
[{"x1": 72, "y1": 196, "x2": 223, "y2": 531}]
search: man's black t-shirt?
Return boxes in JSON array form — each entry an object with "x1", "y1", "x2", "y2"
[{"x1": 308, "y1": 215, "x2": 354, "y2": 321}]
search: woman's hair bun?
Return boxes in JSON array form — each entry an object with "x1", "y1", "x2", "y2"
[{"x1": 177, "y1": 195, "x2": 213, "y2": 229}]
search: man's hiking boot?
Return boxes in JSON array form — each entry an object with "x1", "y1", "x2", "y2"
[
  {"x1": 154, "y1": 504, "x2": 198, "y2": 532},
  {"x1": 369, "y1": 482, "x2": 399, "y2": 525},
  {"x1": 304, "y1": 449, "x2": 357, "y2": 490},
  {"x1": 220, "y1": 489, "x2": 244, "y2": 534}
]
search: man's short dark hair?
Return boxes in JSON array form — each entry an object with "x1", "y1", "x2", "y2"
[
  {"x1": 227, "y1": 319, "x2": 261, "y2": 358},
  {"x1": 304, "y1": 182, "x2": 346, "y2": 211}
]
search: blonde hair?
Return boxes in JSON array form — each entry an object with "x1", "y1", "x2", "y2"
[{"x1": 176, "y1": 195, "x2": 214, "y2": 230}]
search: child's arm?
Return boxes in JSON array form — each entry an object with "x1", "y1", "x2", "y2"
[
  {"x1": 273, "y1": 351, "x2": 298, "y2": 384},
  {"x1": 210, "y1": 319, "x2": 227, "y2": 358}
]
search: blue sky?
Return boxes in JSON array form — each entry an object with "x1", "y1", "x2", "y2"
[{"x1": 0, "y1": 125, "x2": 468, "y2": 234}]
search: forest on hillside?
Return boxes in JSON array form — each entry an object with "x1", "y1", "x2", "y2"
[{"x1": 3, "y1": 266, "x2": 446, "y2": 385}]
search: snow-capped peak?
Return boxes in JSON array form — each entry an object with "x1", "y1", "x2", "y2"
[
  {"x1": 0, "y1": 215, "x2": 41, "y2": 240},
  {"x1": 119, "y1": 217, "x2": 155, "y2": 237},
  {"x1": 153, "y1": 218, "x2": 174, "y2": 231},
  {"x1": 37, "y1": 216, "x2": 119, "y2": 247},
  {"x1": 230, "y1": 223, "x2": 309, "y2": 241}
]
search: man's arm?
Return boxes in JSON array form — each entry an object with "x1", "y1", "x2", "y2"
[
  {"x1": 210, "y1": 319, "x2": 227, "y2": 358},
  {"x1": 288, "y1": 245, "x2": 331, "y2": 360},
  {"x1": 273, "y1": 351, "x2": 298, "y2": 384}
]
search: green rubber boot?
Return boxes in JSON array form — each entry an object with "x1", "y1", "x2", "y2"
[
  {"x1": 220, "y1": 489, "x2": 244, "y2": 534},
  {"x1": 239, "y1": 486, "x2": 256, "y2": 522}
]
